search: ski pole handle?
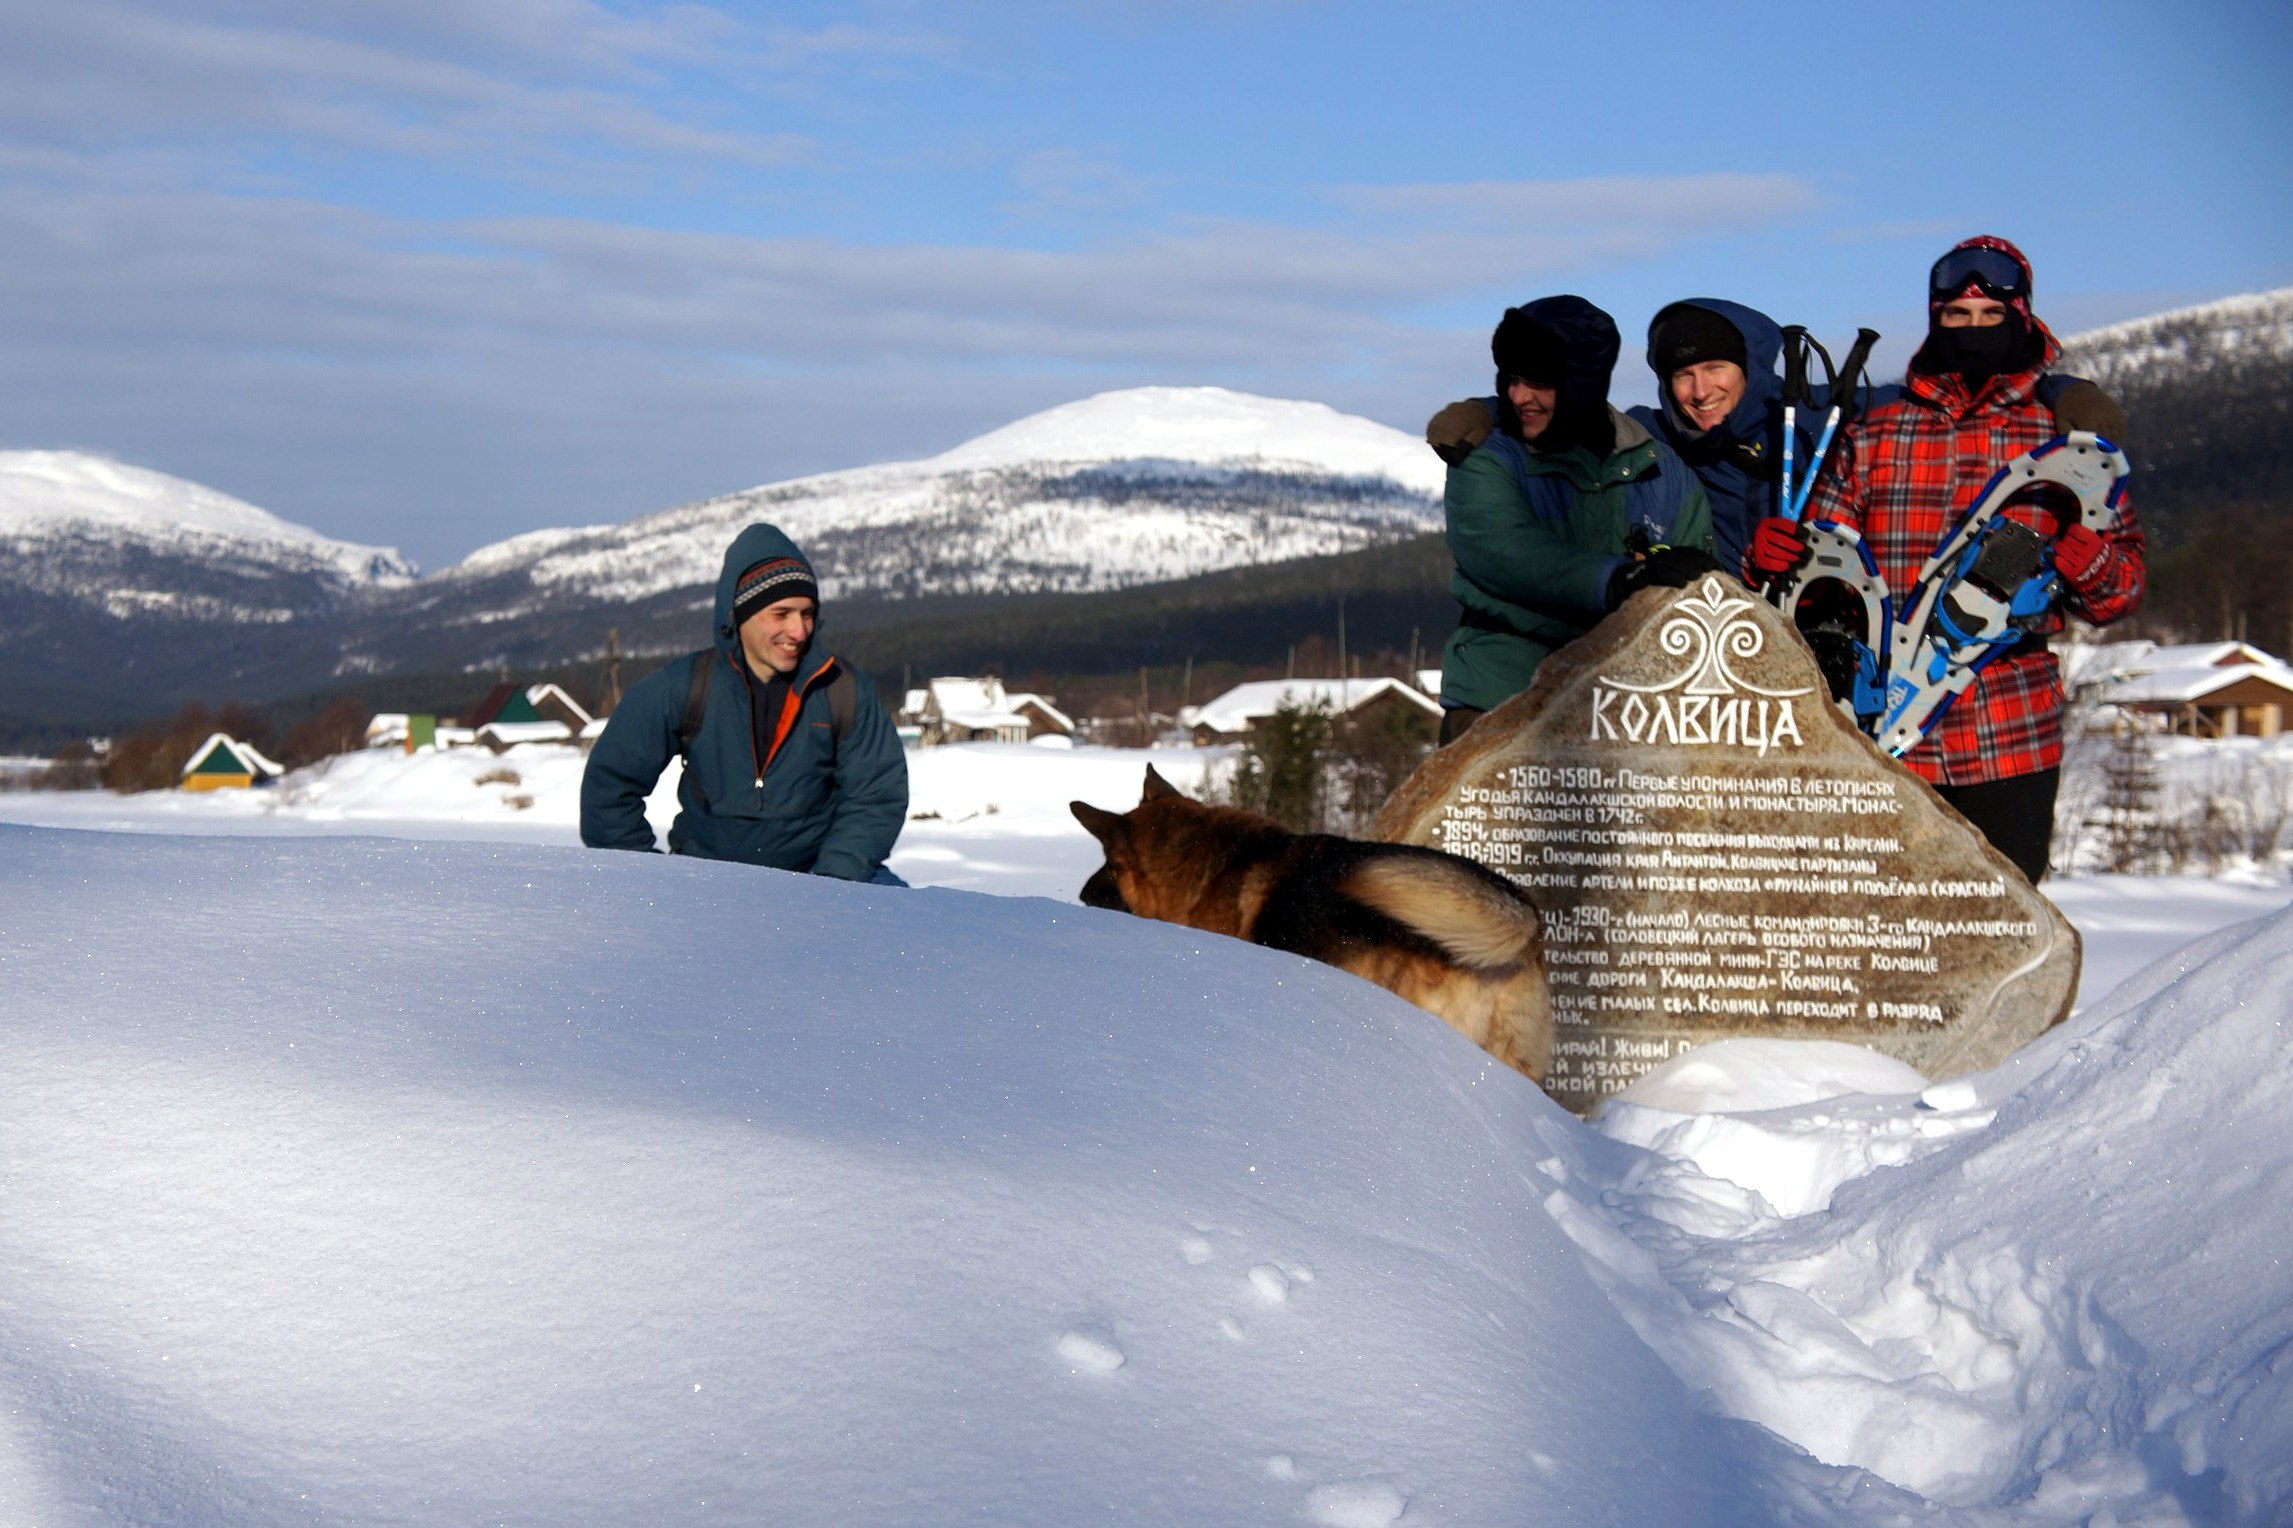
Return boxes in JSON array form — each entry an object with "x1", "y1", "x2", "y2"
[
  {"x1": 1785, "y1": 327, "x2": 1883, "y2": 522},
  {"x1": 1834, "y1": 328, "x2": 1881, "y2": 413}
]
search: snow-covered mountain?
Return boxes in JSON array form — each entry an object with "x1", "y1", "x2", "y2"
[
  {"x1": 0, "y1": 388, "x2": 1444, "y2": 730},
  {"x1": 2057, "y1": 286, "x2": 2293, "y2": 383},
  {"x1": 431, "y1": 387, "x2": 1444, "y2": 608},
  {"x1": 2055, "y1": 286, "x2": 2293, "y2": 531},
  {"x1": 0, "y1": 451, "x2": 416, "y2": 617}
]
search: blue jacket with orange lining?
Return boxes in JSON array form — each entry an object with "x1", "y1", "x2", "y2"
[{"x1": 581, "y1": 522, "x2": 907, "y2": 880}]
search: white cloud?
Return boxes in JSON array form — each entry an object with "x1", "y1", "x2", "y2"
[{"x1": 0, "y1": 3, "x2": 914, "y2": 173}]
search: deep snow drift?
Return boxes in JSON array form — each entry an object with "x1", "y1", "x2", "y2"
[
  {"x1": 2, "y1": 743, "x2": 2290, "y2": 1523},
  {"x1": 1, "y1": 827, "x2": 1829, "y2": 1526},
  {"x1": 2, "y1": 812, "x2": 2290, "y2": 1523}
]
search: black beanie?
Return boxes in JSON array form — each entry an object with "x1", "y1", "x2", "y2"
[
  {"x1": 1491, "y1": 308, "x2": 1567, "y2": 388},
  {"x1": 1649, "y1": 304, "x2": 1747, "y2": 378},
  {"x1": 731, "y1": 554, "x2": 819, "y2": 626}
]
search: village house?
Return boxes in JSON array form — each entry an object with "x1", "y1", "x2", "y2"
[
  {"x1": 368, "y1": 683, "x2": 595, "y2": 754},
  {"x1": 1178, "y1": 678, "x2": 1441, "y2": 746},
  {"x1": 2071, "y1": 640, "x2": 2293, "y2": 739},
  {"x1": 180, "y1": 732, "x2": 283, "y2": 791},
  {"x1": 906, "y1": 677, "x2": 1074, "y2": 746}
]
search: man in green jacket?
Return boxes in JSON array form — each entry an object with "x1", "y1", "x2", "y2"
[
  {"x1": 581, "y1": 522, "x2": 909, "y2": 883},
  {"x1": 1437, "y1": 295, "x2": 1720, "y2": 744}
]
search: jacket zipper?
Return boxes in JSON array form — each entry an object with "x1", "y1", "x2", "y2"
[{"x1": 749, "y1": 655, "x2": 839, "y2": 788}]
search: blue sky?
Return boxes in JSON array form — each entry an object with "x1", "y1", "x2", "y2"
[{"x1": 1, "y1": 0, "x2": 2286, "y2": 567}]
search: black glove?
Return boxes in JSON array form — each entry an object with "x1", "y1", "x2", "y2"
[{"x1": 1606, "y1": 546, "x2": 1726, "y2": 610}]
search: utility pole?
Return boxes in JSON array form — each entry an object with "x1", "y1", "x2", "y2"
[
  {"x1": 1181, "y1": 655, "x2": 1192, "y2": 712},
  {"x1": 1138, "y1": 666, "x2": 1151, "y2": 748},
  {"x1": 603, "y1": 627, "x2": 623, "y2": 714},
  {"x1": 1337, "y1": 595, "x2": 1348, "y2": 707}
]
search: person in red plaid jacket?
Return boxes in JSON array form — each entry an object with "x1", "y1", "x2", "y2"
[{"x1": 1746, "y1": 236, "x2": 2145, "y2": 882}]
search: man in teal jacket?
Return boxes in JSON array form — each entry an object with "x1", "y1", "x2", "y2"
[
  {"x1": 1438, "y1": 295, "x2": 1720, "y2": 743},
  {"x1": 581, "y1": 522, "x2": 908, "y2": 882}
]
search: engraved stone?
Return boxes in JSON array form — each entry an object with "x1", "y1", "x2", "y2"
[{"x1": 1376, "y1": 576, "x2": 2079, "y2": 1116}]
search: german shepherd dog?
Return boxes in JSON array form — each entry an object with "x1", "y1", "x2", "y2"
[{"x1": 1071, "y1": 767, "x2": 1551, "y2": 1081}]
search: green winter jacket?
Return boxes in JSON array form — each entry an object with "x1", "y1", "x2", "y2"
[
  {"x1": 580, "y1": 523, "x2": 908, "y2": 880},
  {"x1": 1441, "y1": 407, "x2": 1714, "y2": 713}
]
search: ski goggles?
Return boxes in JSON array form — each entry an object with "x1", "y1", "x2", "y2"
[{"x1": 1929, "y1": 246, "x2": 2029, "y2": 303}]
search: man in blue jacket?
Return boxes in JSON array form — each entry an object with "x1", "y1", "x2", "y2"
[
  {"x1": 581, "y1": 522, "x2": 908, "y2": 883},
  {"x1": 1627, "y1": 299, "x2": 1806, "y2": 577}
]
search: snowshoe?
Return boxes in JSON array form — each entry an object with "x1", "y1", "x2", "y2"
[
  {"x1": 1874, "y1": 432, "x2": 2130, "y2": 756},
  {"x1": 1773, "y1": 519, "x2": 1889, "y2": 727}
]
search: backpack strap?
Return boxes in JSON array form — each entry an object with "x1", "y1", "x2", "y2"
[
  {"x1": 676, "y1": 649, "x2": 714, "y2": 807},
  {"x1": 826, "y1": 665, "x2": 856, "y2": 743}
]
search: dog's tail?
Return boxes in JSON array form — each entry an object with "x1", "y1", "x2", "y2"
[{"x1": 1344, "y1": 856, "x2": 1540, "y2": 970}]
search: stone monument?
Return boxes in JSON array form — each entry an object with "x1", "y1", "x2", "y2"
[{"x1": 1377, "y1": 576, "x2": 2079, "y2": 1116}]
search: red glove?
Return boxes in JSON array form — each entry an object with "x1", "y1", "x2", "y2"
[
  {"x1": 1745, "y1": 517, "x2": 1809, "y2": 579},
  {"x1": 2054, "y1": 523, "x2": 2108, "y2": 588}
]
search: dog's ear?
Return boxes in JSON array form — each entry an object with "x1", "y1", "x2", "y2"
[
  {"x1": 1141, "y1": 764, "x2": 1181, "y2": 802},
  {"x1": 1071, "y1": 800, "x2": 1126, "y2": 845}
]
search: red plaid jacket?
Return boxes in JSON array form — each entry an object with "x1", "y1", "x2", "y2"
[{"x1": 1805, "y1": 324, "x2": 2145, "y2": 786}]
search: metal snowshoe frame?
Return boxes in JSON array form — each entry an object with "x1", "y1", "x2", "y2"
[{"x1": 1872, "y1": 431, "x2": 2131, "y2": 755}]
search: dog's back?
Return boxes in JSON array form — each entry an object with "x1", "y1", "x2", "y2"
[
  {"x1": 1252, "y1": 839, "x2": 1550, "y2": 1079},
  {"x1": 1073, "y1": 771, "x2": 1550, "y2": 1082}
]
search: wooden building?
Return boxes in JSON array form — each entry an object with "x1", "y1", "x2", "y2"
[
  {"x1": 1178, "y1": 678, "x2": 1440, "y2": 746},
  {"x1": 908, "y1": 677, "x2": 1074, "y2": 746},
  {"x1": 180, "y1": 733, "x2": 283, "y2": 791},
  {"x1": 2075, "y1": 640, "x2": 2293, "y2": 738}
]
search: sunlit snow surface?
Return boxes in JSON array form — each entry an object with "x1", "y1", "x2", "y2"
[
  {"x1": 0, "y1": 450, "x2": 416, "y2": 587},
  {"x1": 1, "y1": 743, "x2": 2288, "y2": 1524}
]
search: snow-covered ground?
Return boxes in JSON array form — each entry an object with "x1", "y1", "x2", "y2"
[
  {"x1": 2, "y1": 741, "x2": 2288, "y2": 1523},
  {"x1": 2, "y1": 739, "x2": 2278, "y2": 1009}
]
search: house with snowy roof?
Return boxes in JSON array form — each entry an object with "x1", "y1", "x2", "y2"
[
  {"x1": 1178, "y1": 678, "x2": 1440, "y2": 746},
  {"x1": 912, "y1": 677, "x2": 1074, "y2": 746},
  {"x1": 2073, "y1": 640, "x2": 2293, "y2": 738},
  {"x1": 463, "y1": 682, "x2": 592, "y2": 733},
  {"x1": 460, "y1": 682, "x2": 595, "y2": 752},
  {"x1": 180, "y1": 733, "x2": 283, "y2": 791}
]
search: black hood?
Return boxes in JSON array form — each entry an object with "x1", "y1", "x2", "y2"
[{"x1": 1491, "y1": 294, "x2": 1619, "y2": 457}]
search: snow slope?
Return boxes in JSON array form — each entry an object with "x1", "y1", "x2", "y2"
[
  {"x1": 0, "y1": 826, "x2": 1828, "y2": 1526},
  {"x1": 432, "y1": 386, "x2": 1446, "y2": 606},
  {"x1": 1582, "y1": 904, "x2": 2293, "y2": 1521},
  {"x1": 2058, "y1": 286, "x2": 2293, "y2": 377},
  {"x1": 1, "y1": 745, "x2": 2290, "y2": 1521},
  {"x1": 926, "y1": 387, "x2": 1444, "y2": 484},
  {"x1": 0, "y1": 450, "x2": 416, "y2": 590}
]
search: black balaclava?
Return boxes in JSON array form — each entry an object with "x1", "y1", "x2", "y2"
[
  {"x1": 1914, "y1": 235, "x2": 2044, "y2": 389},
  {"x1": 1923, "y1": 318, "x2": 2040, "y2": 390}
]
